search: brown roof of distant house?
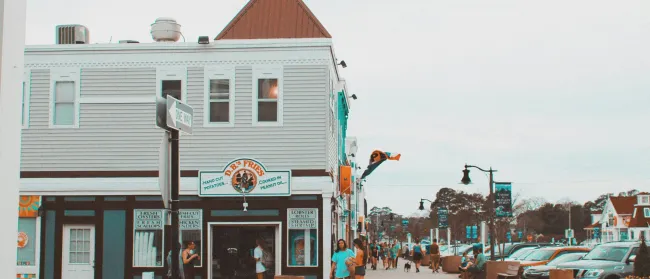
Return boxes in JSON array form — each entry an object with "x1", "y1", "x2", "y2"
[
  {"x1": 215, "y1": 0, "x2": 332, "y2": 40},
  {"x1": 610, "y1": 196, "x2": 636, "y2": 215},
  {"x1": 592, "y1": 210, "x2": 603, "y2": 214},
  {"x1": 629, "y1": 206, "x2": 650, "y2": 227},
  {"x1": 584, "y1": 222, "x2": 601, "y2": 229}
]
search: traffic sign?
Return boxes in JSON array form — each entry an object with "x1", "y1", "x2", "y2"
[
  {"x1": 166, "y1": 96, "x2": 193, "y2": 134},
  {"x1": 158, "y1": 133, "x2": 170, "y2": 209}
]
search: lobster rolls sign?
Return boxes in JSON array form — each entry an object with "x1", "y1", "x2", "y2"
[{"x1": 199, "y1": 158, "x2": 291, "y2": 197}]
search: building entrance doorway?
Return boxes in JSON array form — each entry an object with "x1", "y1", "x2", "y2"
[{"x1": 209, "y1": 223, "x2": 280, "y2": 279}]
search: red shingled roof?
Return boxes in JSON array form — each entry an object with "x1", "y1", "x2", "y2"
[
  {"x1": 610, "y1": 196, "x2": 636, "y2": 215},
  {"x1": 215, "y1": 0, "x2": 332, "y2": 40},
  {"x1": 629, "y1": 206, "x2": 650, "y2": 227}
]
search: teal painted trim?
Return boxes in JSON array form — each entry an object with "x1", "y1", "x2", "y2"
[
  {"x1": 44, "y1": 210, "x2": 56, "y2": 279},
  {"x1": 103, "y1": 210, "x2": 126, "y2": 279},
  {"x1": 289, "y1": 195, "x2": 318, "y2": 200},
  {"x1": 64, "y1": 210, "x2": 95, "y2": 217},
  {"x1": 180, "y1": 196, "x2": 201, "y2": 201},
  {"x1": 104, "y1": 196, "x2": 127, "y2": 201},
  {"x1": 337, "y1": 91, "x2": 349, "y2": 164},
  {"x1": 45, "y1": 197, "x2": 56, "y2": 202},
  {"x1": 135, "y1": 196, "x2": 162, "y2": 201},
  {"x1": 64, "y1": 196, "x2": 95, "y2": 202},
  {"x1": 211, "y1": 210, "x2": 279, "y2": 217}
]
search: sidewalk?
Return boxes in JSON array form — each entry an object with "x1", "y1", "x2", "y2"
[{"x1": 364, "y1": 261, "x2": 458, "y2": 279}]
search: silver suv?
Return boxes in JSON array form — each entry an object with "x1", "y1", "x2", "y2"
[{"x1": 556, "y1": 241, "x2": 639, "y2": 279}]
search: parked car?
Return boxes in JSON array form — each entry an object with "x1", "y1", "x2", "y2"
[
  {"x1": 489, "y1": 242, "x2": 559, "y2": 260},
  {"x1": 556, "y1": 241, "x2": 640, "y2": 279},
  {"x1": 506, "y1": 247, "x2": 539, "y2": 261},
  {"x1": 519, "y1": 246, "x2": 591, "y2": 268},
  {"x1": 522, "y1": 252, "x2": 587, "y2": 279}
]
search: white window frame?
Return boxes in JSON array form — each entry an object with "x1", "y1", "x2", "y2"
[
  {"x1": 639, "y1": 195, "x2": 650, "y2": 205},
  {"x1": 252, "y1": 65, "x2": 283, "y2": 126},
  {"x1": 155, "y1": 67, "x2": 187, "y2": 128},
  {"x1": 49, "y1": 68, "x2": 81, "y2": 128},
  {"x1": 644, "y1": 208, "x2": 650, "y2": 218},
  {"x1": 22, "y1": 70, "x2": 31, "y2": 129},
  {"x1": 286, "y1": 208, "x2": 319, "y2": 268},
  {"x1": 132, "y1": 209, "x2": 165, "y2": 268},
  {"x1": 156, "y1": 67, "x2": 187, "y2": 101},
  {"x1": 203, "y1": 66, "x2": 235, "y2": 127}
]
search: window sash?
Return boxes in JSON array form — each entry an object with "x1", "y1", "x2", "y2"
[
  {"x1": 209, "y1": 79, "x2": 230, "y2": 100},
  {"x1": 53, "y1": 81, "x2": 76, "y2": 125},
  {"x1": 22, "y1": 82, "x2": 25, "y2": 125},
  {"x1": 645, "y1": 208, "x2": 650, "y2": 218}
]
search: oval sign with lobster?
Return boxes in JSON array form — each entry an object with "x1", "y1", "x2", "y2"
[{"x1": 17, "y1": 232, "x2": 28, "y2": 248}]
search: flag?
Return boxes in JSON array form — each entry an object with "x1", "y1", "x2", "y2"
[{"x1": 360, "y1": 150, "x2": 401, "y2": 179}]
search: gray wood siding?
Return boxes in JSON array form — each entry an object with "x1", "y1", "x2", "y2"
[
  {"x1": 21, "y1": 65, "x2": 329, "y2": 172},
  {"x1": 81, "y1": 68, "x2": 156, "y2": 97}
]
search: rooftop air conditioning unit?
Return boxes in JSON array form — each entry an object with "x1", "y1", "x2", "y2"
[
  {"x1": 56, "y1": 25, "x2": 90, "y2": 44},
  {"x1": 150, "y1": 17, "x2": 181, "y2": 42}
]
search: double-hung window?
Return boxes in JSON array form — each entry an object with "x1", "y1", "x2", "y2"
[
  {"x1": 204, "y1": 66, "x2": 234, "y2": 126},
  {"x1": 22, "y1": 70, "x2": 31, "y2": 128},
  {"x1": 49, "y1": 68, "x2": 80, "y2": 128},
  {"x1": 157, "y1": 67, "x2": 187, "y2": 101},
  {"x1": 253, "y1": 65, "x2": 283, "y2": 126}
]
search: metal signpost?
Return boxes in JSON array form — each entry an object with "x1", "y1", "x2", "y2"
[{"x1": 156, "y1": 95, "x2": 193, "y2": 279}]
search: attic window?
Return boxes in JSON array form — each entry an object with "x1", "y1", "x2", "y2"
[
  {"x1": 639, "y1": 195, "x2": 650, "y2": 205},
  {"x1": 645, "y1": 208, "x2": 650, "y2": 218}
]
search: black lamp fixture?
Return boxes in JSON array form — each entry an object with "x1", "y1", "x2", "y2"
[
  {"x1": 338, "y1": 60, "x2": 347, "y2": 68},
  {"x1": 350, "y1": 94, "x2": 357, "y2": 100},
  {"x1": 418, "y1": 198, "x2": 433, "y2": 211},
  {"x1": 198, "y1": 36, "x2": 210, "y2": 44},
  {"x1": 461, "y1": 168, "x2": 472, "y2": 185}
]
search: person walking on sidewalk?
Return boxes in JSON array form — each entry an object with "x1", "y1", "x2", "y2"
[
  {"x1": 411, "y1": 239, "x2": 424, "y2": 273},
  {"x1": 331, "y1": 239, "x2": 355, "y2": 279},
  {"x1": 353, "y1": 239, "x2": 366, "y2": 279},
  {"x1": 430, "y1": 239, "x2": 441, "y2": 273}
]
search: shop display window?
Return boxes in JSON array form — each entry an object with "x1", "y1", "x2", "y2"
[
  {"x1": 179, "y1": 209, "x2": 203, "y2": 267},
  {"x1": 133, "y1": 209, "x2": 165, "y2": 267},
  {"x1": 287, "y1": 208, "x2": 319, "y2": 267}
]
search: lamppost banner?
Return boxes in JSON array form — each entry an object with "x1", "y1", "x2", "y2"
[
  {"x1": 437, "y1": 208, "x2": 449, "y2": 229},
  {"x1": 494, "y1": 182, "x2": 513, "y2": 217}
]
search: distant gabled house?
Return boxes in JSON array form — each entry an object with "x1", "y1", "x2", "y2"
[{"x1": 584, "y1": 193, "x2": 650, "y2": 242}]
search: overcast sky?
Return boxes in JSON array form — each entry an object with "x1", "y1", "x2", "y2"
[{"x1": 25, "y1": 0, "x2": 650, "y2": 215}]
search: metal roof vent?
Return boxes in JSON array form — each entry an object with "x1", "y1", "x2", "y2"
[
  {"x1": 150, "y1": 17, "x2": 181, "y2": 42},
  {"x1": 56, "y1": 25, "x2": 90, "y2": 44}
]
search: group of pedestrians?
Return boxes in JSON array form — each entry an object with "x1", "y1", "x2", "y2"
[{"x1": 368, "y1": 239, "x2": 402, "y2": 270}]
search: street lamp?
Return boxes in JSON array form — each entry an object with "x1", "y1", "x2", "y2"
[
  {"x1": 461, "y1": 164, "x2": 498, "y2": 260},
  {"x1": 419, "y1": 199, "x2": 433, "y2": 211}
]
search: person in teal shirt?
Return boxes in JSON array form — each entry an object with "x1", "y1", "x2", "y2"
[
  {"x1": 463, "y1": 244, "x2": 486, "y2": 275},
  {"x1": 389, "y1": 243, "x2": 398, "y2": 269},
  {"x1": 331, "y1": 239, "x2": 355, "y2": 279}
]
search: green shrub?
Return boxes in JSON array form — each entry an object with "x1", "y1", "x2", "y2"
[{"x1": 635, "y1": 235, "x2": 650, "y2": 277}]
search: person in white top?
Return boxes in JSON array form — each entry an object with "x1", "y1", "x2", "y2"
[{"x1": 254, "y1": 238, "x2": 267, "y2": 279}]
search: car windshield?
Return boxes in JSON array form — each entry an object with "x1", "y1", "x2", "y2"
[
  {"x1": 523, "y1": 250, "x2": 556, "y2": 261},
  {"x1": 503, "y1": 243, "x2": 520, "y2": 255},
  {"x1": 547, "y1": 253, "x2": 586, "y2": 266},
  {"x1": 509, "y1": 248, "x2": 533, "y2": 259},
  {"x1": 515, "y1": 249, "x2": 537, "y2": 260},
  {"x1": 582, "y1": 246, "x2": 629, "y2": 262}
]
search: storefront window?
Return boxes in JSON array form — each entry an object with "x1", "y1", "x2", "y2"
[
  {"x1": 133, "y1": 209, "x2": 165, "y2": 267},
  {"x1": 179, "y1": 209, "x2": 203, "y2": 267},
  {"x1": 17, "y1": 218, "x2": 37, "y2": 266},
  {"x1": 287, "y1": 208, "x2": 319, "y2": 267}
]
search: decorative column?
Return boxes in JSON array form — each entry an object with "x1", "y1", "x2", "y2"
[
  {"x1": 0, "y1": 0, "x2": 27, "y2": 278},
  {"x1": 323, "y1": 191, "x2": 334, "y2": 279}
]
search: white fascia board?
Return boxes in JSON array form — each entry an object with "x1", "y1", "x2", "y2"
[
  {"x1": 20, "y1": 176, "x2": 333, "y2": 196},
  {"x1": 24, "y1": 38, "x2": 333, "y2": 53}
]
